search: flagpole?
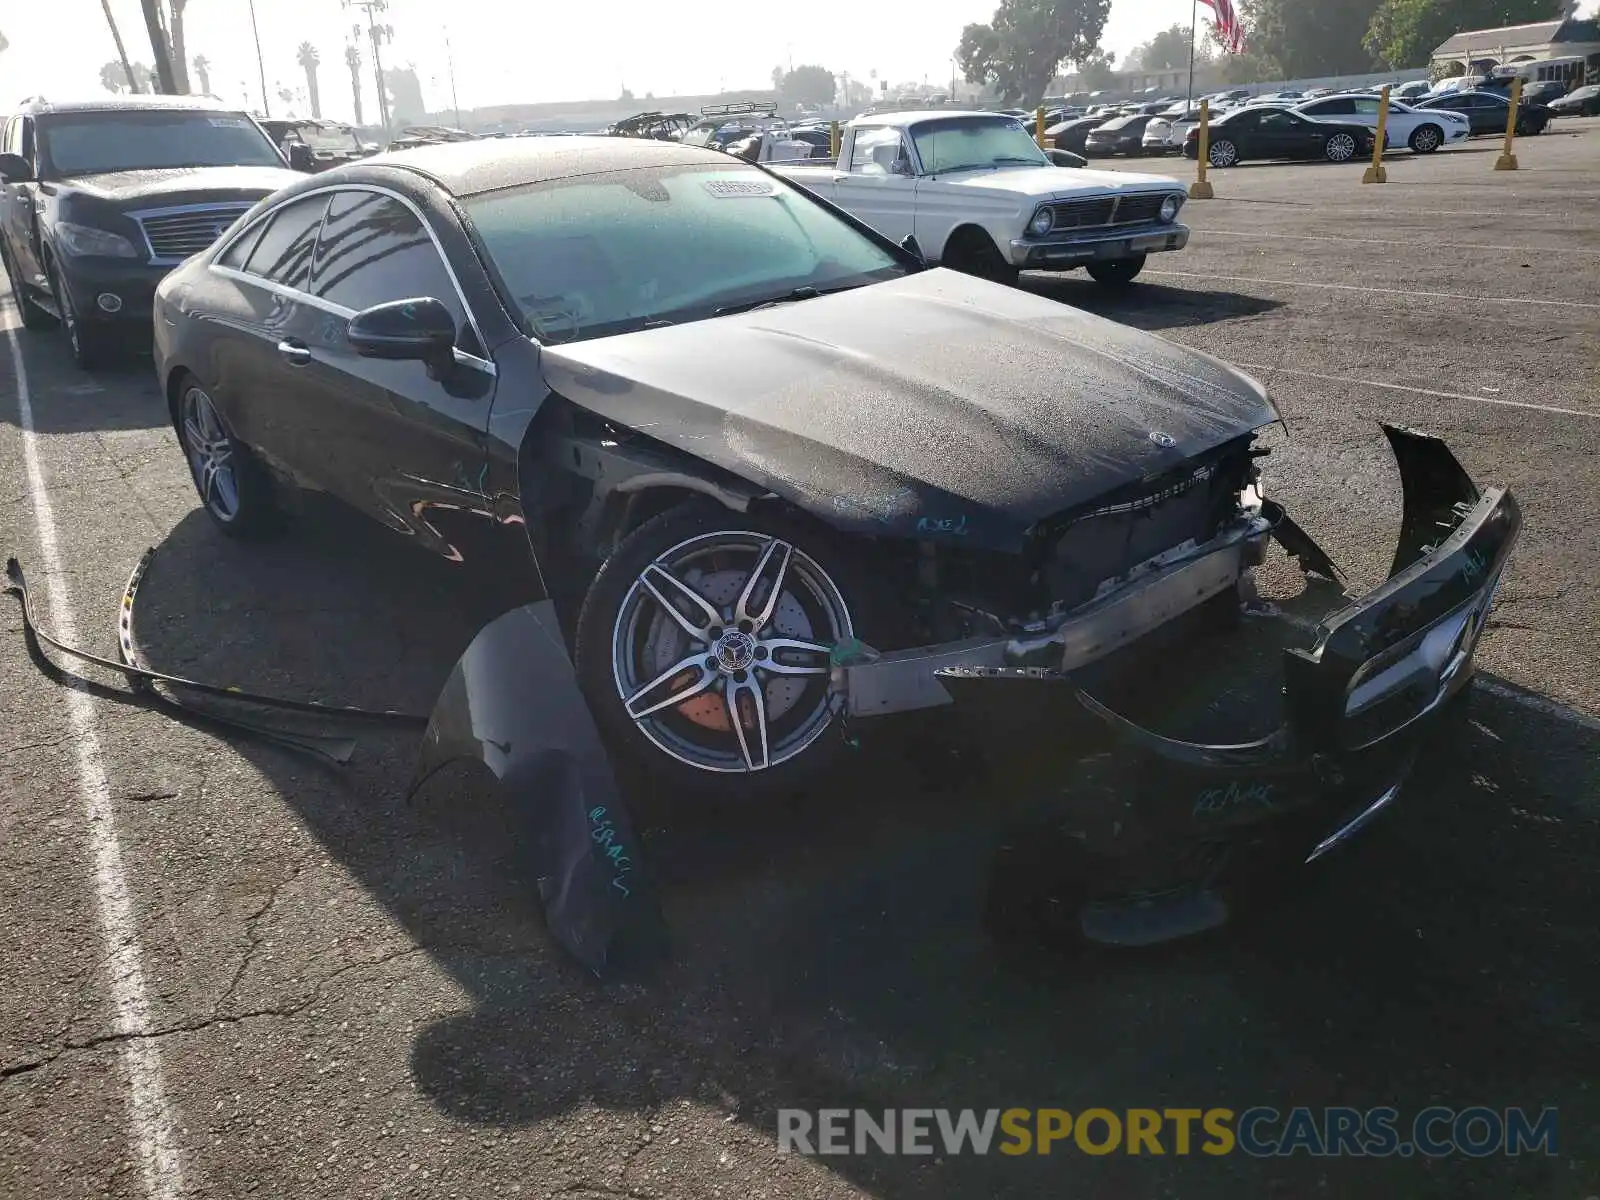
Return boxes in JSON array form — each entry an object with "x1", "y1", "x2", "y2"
[{"x1": 1187, "y1": 0, "x2": 1198, "y2": 112}]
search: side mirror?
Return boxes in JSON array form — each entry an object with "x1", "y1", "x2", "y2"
[
  {"x1": 899, "y1": 234, "x2": 926, "y2": 266},
  {"x1": 0, "y1": 152, "x2": 34, "y2": 183},
  {"x1": 347, "y1": 297, "x2": 457, "y2": 375},
  {"x1": 1046, "y1": 148, "x2": 1087, "y2": 168},
  {"x1": 286, "y1": 142, "x2": 316, "y2": 172}
]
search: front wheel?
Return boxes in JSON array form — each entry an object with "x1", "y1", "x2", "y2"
[
  {"x1": 942, "y1": 229, "x2": 1019, "y2": 286},
  {"x1": 1408, "y1": 124, "x2": 1443, "y2": 154},
  {"x1": 1086, "y1": 255, "x2": 1147, "y2": 287},
  {"x1": 1324, "y1": 131, "x2": 1359, "y2": 163},
  {"x1": 46, "y1": 261, "x2": 113, "y2": 370},
  {"x1": 574, "y1": 502, "x2": 868, "y2": 799}
]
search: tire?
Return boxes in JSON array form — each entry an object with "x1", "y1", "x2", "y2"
[
  {"x1": 1, "y1": 240, "x2": 55, "y2": 330},
  {"x1": 1408, "y1": 123, "x2": 1443, "y2": 154},
  {"x1": 942, "y1": 228, "x2": 1019, "y2": 286},
  {"x1": 46, "y1": 259, "x2": 112, "y2": 370},
  {"x1": 574, "y1": 500, "x2": 870, "y2": 799},
  {"x1": 1086, "y1": 255, "x2": 1146, "y2": 287},
  {"x1": 173, "y1": 373, "x2": 282, "y2": 538},
  {"x1": 1324, "y1": 131, "x2": 1358, "y2": 163},
  {"x1": 1207, "y1": 138, "x2": 1239, "y2": 168}
]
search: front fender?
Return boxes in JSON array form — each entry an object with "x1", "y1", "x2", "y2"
[{"x1": 410, "y1": 600, "x2": 661, "y2": 976}]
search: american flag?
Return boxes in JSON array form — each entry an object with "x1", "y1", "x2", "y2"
[{"x1": 1201, "y1": 0, "x2": 1247, "y2": 53}]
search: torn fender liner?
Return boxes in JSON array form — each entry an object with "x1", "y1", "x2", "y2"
[{"x1": 410, "y1": 601, "x2": 662, "y2": 978}]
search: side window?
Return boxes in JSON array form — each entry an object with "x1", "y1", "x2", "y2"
[
  {"x1": 1353, "y1": 98, "x2": 1381, "y2": 115},
  {"x1": 242, "y1": 194, "x2": 330, "y2": 290},
  {"x1": 849, "y1": 127, "x2": 906, "y2": 175},
  {"x1": 217, "y1": 219, "x2": 266, "y2": 269},
  {"x1": 1317, "y1": 99, "x2": 1356, "y2": 115},
  {"x1": 311, "y1": 190, "x2": 475, "y2": 350},
  {"x1": 1, "y1": 118, "x2": 15, "y2": 157}
]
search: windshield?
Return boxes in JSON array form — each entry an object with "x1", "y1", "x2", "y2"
[
  {"x1": 301, "y1": 127, "x2": 361, "y2": 152},
  {"x1": 908, "y1": 116, "x2": 1048, "y2": 174},
  {"x1": 465, "y1": 163, "x2": 909, "y2": 343},
  {"x1": 37, "y1": 110, "x2": 284, "y2": 177}
]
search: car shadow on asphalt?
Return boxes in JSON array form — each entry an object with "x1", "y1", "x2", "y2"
[
  {"x1": 0, "y1": 323, "x2": 167, "y2": 433},
  {"x1": 1020, "y1": 278, "x2": 1286, "y2": 332},
  {"x1": 117, "y1": 505, "x2": 1600, "y2": 1197}
]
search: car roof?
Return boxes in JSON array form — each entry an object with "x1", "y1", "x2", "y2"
[
  {"x1": 352, "y1": 135, "x2": 736, "y2": 197},
  {"x1": 19, "y1": 94, "x2": 235, "y2": 116},
  {"x1": 850, "y1": 109, "x2": 1021, "y2": 126}
]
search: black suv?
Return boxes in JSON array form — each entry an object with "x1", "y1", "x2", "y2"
[{"x1": 0, "y1": 95, "x2": 305, "y2": 368}]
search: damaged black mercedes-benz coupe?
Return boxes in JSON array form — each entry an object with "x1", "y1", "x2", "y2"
[{"x1": 152, "y1": 136, "x2": 1519, "y2": 840}]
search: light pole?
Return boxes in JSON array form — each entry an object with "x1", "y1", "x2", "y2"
[
  {"x1": 444, "y1": 31, "x2": 462, "y2": 127},
  {"x1": 246, "y1": 0, "x2": 269, "y2": 115}
]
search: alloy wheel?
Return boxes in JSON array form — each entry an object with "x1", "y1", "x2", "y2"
[
  {"x1": 1413, "y1": 126, "x2": 1441, "y2": 153},
  {"x1": 1327, "y1": 133, "x2": 1357, "y2": 162},
  {"x1": 610, "y1": 531, "x2": 852, "y2": 774},
  {"x1": 48, "y1": 268, "x2": 82, "y2": 357},
  {"x1": 180, "y1": 385, "x2": 241, "y2": 522},
  {"x1": 1209, "y1": 140, "x2": 1238, "y2": 168}
]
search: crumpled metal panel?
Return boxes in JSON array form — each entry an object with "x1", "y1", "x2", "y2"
[{"x1": 410, "y1": 601, "x2": 660, "y2": 977}]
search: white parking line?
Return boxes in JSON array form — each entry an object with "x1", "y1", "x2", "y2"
[
  {"x1": 1145, "y1": 269, "x2": 1600, "y2": 310},
  {"x1": 1200, "y1": 228, "x2": 1600, "y2": 257},
  {"x1": 2, "y1": 310, "x2": 185, "y2": 1199},
  {"x1": 1234, "y1": 362, "x2": 1600, "y2": 420}
]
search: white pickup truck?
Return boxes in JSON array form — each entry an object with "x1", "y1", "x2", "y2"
[{"x1": 770, "y1": 109, "x2": 1192, "y2": 287}]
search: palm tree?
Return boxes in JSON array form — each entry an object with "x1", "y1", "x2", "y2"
[
  {"x1": 344, "y1": 43, "x2": 365, "y2": 126},
  {"x1": 166, "y1": 0, "x2": 191, "y2": 92},
  {"x1": 99, "y1": 0, "x2": 141, "y2": 93},
  {"x1": 192, "y1": 54, "x2": 212, "y2": 95},
  {"x1": 297, "y1": 42, "x2": 323, "y2": 118}
]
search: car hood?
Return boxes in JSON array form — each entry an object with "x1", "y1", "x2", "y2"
[
  {"x1": 540, "y1": 270, "x2": 1278, "y2": 553},
  {"x1": 936, "y1": 165, "x2": 1184, "y2": 202},
  {"x1": 52, "y1": 165, "x2": 303, "y2": 204}
]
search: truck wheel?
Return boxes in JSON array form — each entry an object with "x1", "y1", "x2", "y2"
[
  {"x1": 1086, "y1": 255, "x2": 1147, "y2": 287},
  {"x1": 1, "y1": 241, "x2": 55, "y2": 330},
  {"x1": 943, "y1": 229, "x2": 1019, "y2": 287}
]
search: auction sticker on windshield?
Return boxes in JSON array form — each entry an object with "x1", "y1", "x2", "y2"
[
  {"x1": 208, "y1": 117, "x2": 251, "y2": 127},
  {"x1": 703, "y1": 179, "x2": 776, "y2": 198}
]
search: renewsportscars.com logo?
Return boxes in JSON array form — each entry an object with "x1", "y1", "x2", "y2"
[{"x1": 777, "y1": 1107, "x2": 1558, "y2": 1158}]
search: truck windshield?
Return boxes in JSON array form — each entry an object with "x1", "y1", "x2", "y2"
[
  {"x1": 37, "y1": 110, "x2": 284, "y2": 177},
  {"x1": 911, "y1": 116, "x2": 1050, "y2": 174},
  {"x1": 465, "y1": 163, "x2": 908, "y2": 343}
]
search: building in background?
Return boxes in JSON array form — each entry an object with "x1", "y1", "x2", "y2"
[{"x1": 1430, "y1": 16, "x2": 1600, "y2": 83}]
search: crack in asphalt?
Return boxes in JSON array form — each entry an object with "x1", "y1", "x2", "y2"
[{"x1": 213, "y1": 864, "x2": 305, "y2": 1022}]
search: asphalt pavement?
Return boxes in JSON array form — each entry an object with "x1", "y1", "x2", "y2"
[{"x1": 2, "y1": 120, "x2": 1598, "y2": 1199}]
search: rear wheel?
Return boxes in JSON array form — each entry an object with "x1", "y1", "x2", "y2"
[
  {"x1": 1324, "y1": 131, "x2": 1359, "y2": 163},
  {"x1": 175, "y1": 374, "x2": 282, "y2": 538},
  {"x1": 1086, "y1": 255, "x2": 1147, "y2": 287},
  {"x1": 575, "y1": 502, "x2": 871, "y2": 800},
  {"x1": 942, "y1": 228, "x2": 1019, "y2": 286},
  {"x1": 1408, "y1": 124, "x2": 1443, "y2": 154}
]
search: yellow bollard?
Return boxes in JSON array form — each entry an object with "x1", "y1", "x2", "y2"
[
  {"x1": 1362, "y1": 85, "x2": 1390, "y2": 184},
  {"x1": 1189, "y1": 100, "x2": 1214, "y2": 199},
  {"x1": 1036, "y1": 106, "x2": 1047, "y2": 150},
  {"x1": 829, "y1": 120, "x2": 840, "y2": 159},
  {"x1": 1496, "y1": 77, "x2": 1522, "y2": 171}
]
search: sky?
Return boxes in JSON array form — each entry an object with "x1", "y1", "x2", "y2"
[{"x1": 0, "y1": 0, "x2": 1199, "y2": 121}]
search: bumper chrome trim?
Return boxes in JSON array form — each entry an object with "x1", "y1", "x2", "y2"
[
  {"x1": 1305, "y1": 782, "x2": 1401, "y2": 863},
  {"x1": 1009, "y1": 223, "x2": 1190, "y2": 267}
]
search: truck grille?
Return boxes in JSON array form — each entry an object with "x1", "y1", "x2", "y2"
[
  {"x1": 1046, "y1": 192, "x2": 1169, "y2": 230},
  {"x1": 133, "y1": 204, "x2": 256, "y2": 263}
]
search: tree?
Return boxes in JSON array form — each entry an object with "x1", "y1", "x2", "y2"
[
  {"x1": 101, "y1": 60, "x2": 151, "y2": 93},
  {"x1": 192, "y1": 54, "x2": 211, "y2": 95},
  {"x1": 1363, "y1": 0, "x2": 1566, "y2": 70},
  {"x1": 1137, "y1": 23, "x2": 1209, "y2": 72},
  {"x1": 1074, "y1": 50, "x2": 1118, "y2": 91},
  {"x1": 771, "y1": 65, "x2": 785, "y2": 89},
  {"x1": 778, "y1": 65, "x2": 837, "y2": 107},
  {"x1": 344, "y1": 43, "x2": 365, "y2": 126},
  {"x1": 1242, "y1": 0, "x2": 1382, "y2": 79},
  {"x1": 298, "y1": 42, "x2": 323, "y2": 117},
  {"x1": 166, "y1": 0, "x2": 191, "y2": 91},
  {"x1": 138, "y1": 0, "x2": 179, "y2": 92},
  {"x1": 100, "y1": 0, "x2": 142, "y2": 93},
  {"x1": 957, "y1": 0, "x2": 1113, "y2": 105}
]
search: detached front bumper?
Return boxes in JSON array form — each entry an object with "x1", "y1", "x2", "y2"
[
  {"x1": 856, "y1": 425, "x2": 1521, "y2": 933},
  {"x1": 57, "y1": 256, "x2": 171, "y2": 329},
  {"x1": 1008, "y1": 223, "x2": 1189, "y2": 269}
]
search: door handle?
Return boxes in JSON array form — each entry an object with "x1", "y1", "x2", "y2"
[{"x1": 277, "y1": 340, "x2": 311, "y2": 365}]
